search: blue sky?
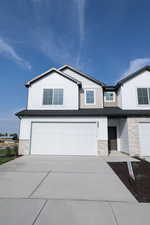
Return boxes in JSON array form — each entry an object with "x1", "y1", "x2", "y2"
[{"x1": 1, "y1": 0, "x2": 150, "y2": 133}]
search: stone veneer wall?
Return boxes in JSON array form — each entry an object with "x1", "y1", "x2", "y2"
[
  {"x1": 127, "y1": 117, "x2": 150, "y2": 156},
  {"x1": 97, "y1": 140, "x2": 108, "y2": 156},
  {"x1": 104, "y1": 101, "x2": 118, "y2": 107},
  {"x1": 18, "y1": 140, "x2": 30, "y2": 155}
]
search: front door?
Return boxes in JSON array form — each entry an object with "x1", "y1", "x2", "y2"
[{"x1": 108, "y1": 127, "x2": 117, "y2": 153}]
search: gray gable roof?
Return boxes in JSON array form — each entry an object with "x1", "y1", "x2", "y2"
[
  {"x1": 59, "y1": 65, "x2": 106, "y2": 87},
  {"x1": 25, "y1": 65, "x2": 150, "y2": 90},
  {"x1": 25, "y1": 68, "x2": 82, "y2": 87},
  {"x1": 116, "y1": 66, "x2": 150, "y2": 88}
]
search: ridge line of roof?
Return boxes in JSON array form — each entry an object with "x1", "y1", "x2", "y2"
[
  {"x1": 25, "y1": 68, "x2": 56, "y2": 86},
  {"x1": 25, "y1": 65, "x2": 150, "y2": 89},
  {"x1": 115, "y1": 65, "x2": 150, "y2": 88},
  {"x1": 59, "y1": 65, "x2": 106, "y2": 87},
  {"x1": 25, "y1": 68, "x2": 81, "y2": 87}
]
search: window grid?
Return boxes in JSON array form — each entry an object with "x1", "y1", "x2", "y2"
[
  {"x1": 104, "y1": 92, "x2": 115, "y2": 102},
  {"x1": 137, "y1": 88, "x2": 149, "y2": 105},
  {"x1": 43, "y1": 88, "x2": 63, "y2": 105},
  {"x1": 85, "y1": 90, "x2": 94, "y2": 104}
]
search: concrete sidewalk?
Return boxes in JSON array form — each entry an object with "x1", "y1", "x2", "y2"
[{"x1": 0, "y1": 155, "x2": 149, "y2": 225}]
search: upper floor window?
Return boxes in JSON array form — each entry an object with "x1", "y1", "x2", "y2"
[
  {"x1": 137, "y1": 88, "x2": 150, "y2": 105},
  {"x1": 104, "y1": 92, "x2": 115, "y2": 102},
  {"x1": 85, "y1": 90, "x2": 95, "y2": 104},
  {"x1": 43, "y1": 89, "x2": 63, "y2": 105}
]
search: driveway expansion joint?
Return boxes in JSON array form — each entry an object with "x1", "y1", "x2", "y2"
[
  {"x1": 108, "y1": 202, "x2": 120, "y2": 225},
  {"x1": 32, "y1": 199, "x2": 48, "y2": 225},
  {"x1": 28, "y1": 171, "x2": 51, "y2": 198}
]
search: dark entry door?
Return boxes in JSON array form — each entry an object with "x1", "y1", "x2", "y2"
[{"x1": 108, "y1": 127, "x2": 117, "y2": 152}]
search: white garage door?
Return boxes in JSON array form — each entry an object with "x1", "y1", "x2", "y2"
[
  {"x1": 139, "y1": 123, "x2": 150, "y2": 156},
  {"x1": 31, "y1": 122, "x2": 97, "y2": 155}
]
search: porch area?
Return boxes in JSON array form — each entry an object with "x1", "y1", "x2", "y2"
[{"x1": 108, "y1": 118, "x2": 129, "y2": 155}]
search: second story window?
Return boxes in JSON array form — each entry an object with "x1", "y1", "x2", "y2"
[
  {"x1": 85, "y1": 90, "x2": 95, "y2": 104},
  {"x1": 43, "y1": 89, "x2": 63, "y2": 105},
  {"x1": 104, "y1": 92, "x2": 115, "y2": 102},
  {"x1": 137, "y1": 88, "x2": 149, "y2": 105}
]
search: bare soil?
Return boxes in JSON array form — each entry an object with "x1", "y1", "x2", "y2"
[{"x1": 108, "y1": 160, "x2": 150, "y2": 202}]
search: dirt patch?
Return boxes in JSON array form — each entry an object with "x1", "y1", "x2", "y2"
[{"x1": 108, "y1": 160, "x2": 150, "y2": 202}]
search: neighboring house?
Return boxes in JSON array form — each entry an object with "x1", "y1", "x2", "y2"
[
  {"x1": 0, "y1": 136, "x2": 16, "y2": 144},
  {"x1": 16, "y1": 65, "x2": 150, "y2": 156}
]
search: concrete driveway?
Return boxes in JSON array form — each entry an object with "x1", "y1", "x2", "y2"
[{"x1": 0, "y1": 155, "x2": 149, "y2": 225}]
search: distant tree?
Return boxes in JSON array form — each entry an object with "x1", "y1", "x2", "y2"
[
  {"x1": 0, "y1": 133, "x2": 7, "y2": 137},
  {"x1": 13, "y1": 134, "x2": 18, "y2": 140},
  {"x1": 10, "y1": 133, "x2": 18, "y2": 140}
]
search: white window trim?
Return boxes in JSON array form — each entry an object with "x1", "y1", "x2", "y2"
[
  {"x1": 136, "y1": 87, "x2": 150, "y2": 106},
  {"x1": 84, "y1": 89, "x2": 96, "y2": 105},
  {"x1": 104, "y1": 92, "x2": 116, "y2": 102},
  {"x1": 43, "y1": 88, "x2": 64, "y2": 105}
]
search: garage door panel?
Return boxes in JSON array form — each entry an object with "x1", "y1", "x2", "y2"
[
  {"x1": 31, "y1": 122, "x2": 97, "y2": 155},
  {"x1": 139, "y1": 123, "x2": 150, "y2": 156}
]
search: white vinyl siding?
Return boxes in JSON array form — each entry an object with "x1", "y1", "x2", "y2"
[
  {"x1": 139, "y1": 123, "x2": 150, "y2": 156},
  {"x1": 120, "y1": 71, "x2": 150, "y2": 109},
  {"x1": 119, "y1": 119, "x2": 129, "y2": 154},
  {"x1": 27, "y1": 71, "x2": 79, "y2": 110}
]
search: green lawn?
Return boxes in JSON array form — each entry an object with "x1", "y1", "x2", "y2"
[
  {"x1": 0, "y1": 148, "x2": 7, "y2": 156},
  {"x1": 0, "y1": 156, "x2": 16, "y2": 165},
  {"x1": 0, "y1": 146, "x2": 18, "y2": 165}
]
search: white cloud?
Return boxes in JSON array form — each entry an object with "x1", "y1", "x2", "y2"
[
  {"x1": 31, "y1": 0, "x2": 87, "y2": 68},
  {"x1": 38, "y1": 32, "x2": 77, "y2": 65},
  {"x1": 74, "y1": 0, "x2": 86, "y2": 42},
  {"x1": 0, "y1": 38, "x2": 31, "y2": 70},
  {"x1": 124, "y1": 58, "x2": 150, "y2": 76},
  {"x1": 73, "y1": 0, "x2": 86, "y2": 66}
]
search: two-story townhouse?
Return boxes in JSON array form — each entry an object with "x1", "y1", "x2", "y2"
[{"x1": 16, "y1": 65, "x2": 150, "y2": 157}]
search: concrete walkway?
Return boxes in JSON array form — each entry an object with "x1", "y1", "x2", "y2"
[{"x1": 0, "y1": 155, "x2": 149, "y2": 225}]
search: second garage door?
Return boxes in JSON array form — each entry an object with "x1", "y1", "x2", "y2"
[
  {"x1": 139, "y1": 123, "x2": 150, "y2": 156},
  {"x1": 31, "y1": 122, "x2": 97, "y2": 155}
]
